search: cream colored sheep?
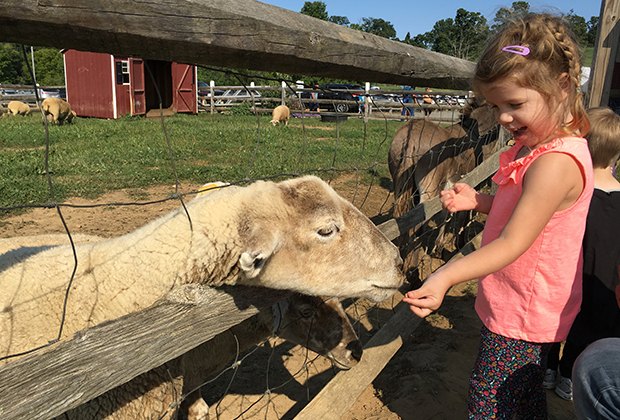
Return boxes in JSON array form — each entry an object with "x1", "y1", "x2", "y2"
[
  {"x1": 41, "y1": 97, "x2": 76, "y2": 125},
  {"x1": 7, "y1": 100, "x2": 31, "y2": 116},
  {"x1": 2, "y1": 233, "x2": 362, "y2": 420},
  {"x1": 270, "y1": 104, "x2": 290, "y2": 126},
  {"x1": 1, "y1": 175, "x2": 402, "y2": 363}
]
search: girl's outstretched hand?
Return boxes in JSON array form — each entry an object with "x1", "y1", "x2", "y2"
[
  {"x1": 402, "y1": 273, "x2": 451, "y2": 318},
  {"x1": 440, "y1": 183, "x2": 477, "y2": 213}
]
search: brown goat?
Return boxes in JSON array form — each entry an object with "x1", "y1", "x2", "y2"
[{"x1": 388, "y1": 102, "x2": 503, "y2": 285}]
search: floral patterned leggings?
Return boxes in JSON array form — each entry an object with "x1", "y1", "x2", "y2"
[{"x1": 468, "y1": 326, "x2": 552, "y2": 419}]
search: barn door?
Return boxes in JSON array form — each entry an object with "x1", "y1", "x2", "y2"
[
  {"x1": 172, "y1": 63, "x2": 197, "y2": 114},
  {"x1": 130, "y1": 58, "x2": 146, "y2": 115}
]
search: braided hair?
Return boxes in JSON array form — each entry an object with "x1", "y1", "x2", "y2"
[{"x1": 473, "y1": 13, "x2": 589, "y2": 137}]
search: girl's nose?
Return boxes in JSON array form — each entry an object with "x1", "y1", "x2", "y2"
[{"x1": 497, "y1": 111, "x2": 513, "y2": 125}]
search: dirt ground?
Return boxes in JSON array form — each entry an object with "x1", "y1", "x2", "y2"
[{"x1": 0, "y1": 180, "x2": 577, "y2": 419}]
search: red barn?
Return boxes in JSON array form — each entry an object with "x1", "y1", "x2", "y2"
[{"x1": 63, "y1": 50, "x2": 197, "y2": 119}]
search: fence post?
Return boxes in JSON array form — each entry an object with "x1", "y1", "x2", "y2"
[
  {"x1": 281, "y1": 81, "x2": 286, "y2": 106},
  {"x1": 209, "y1": 80, "x2": 215, "y2": 114},
  {"x1": 364, "y1": 82, "x2": 370, "y2": 121}
]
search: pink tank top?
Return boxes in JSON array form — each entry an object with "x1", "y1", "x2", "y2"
[{"x1": 475, "y1": 137, "x2": 593, "y2": 343}]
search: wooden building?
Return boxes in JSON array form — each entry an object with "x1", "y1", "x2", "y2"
[{"x1": 63, "y1": 50, "x2": 197, "y2": 119}]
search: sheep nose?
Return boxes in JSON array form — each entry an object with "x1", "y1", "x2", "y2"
[{"x1": 347, "y1": 340, "x2": 363, "y2": 362}]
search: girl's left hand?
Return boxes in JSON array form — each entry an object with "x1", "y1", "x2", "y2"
[{"x1": 402, "y1": 273, "x2": 451, "y2": 318}]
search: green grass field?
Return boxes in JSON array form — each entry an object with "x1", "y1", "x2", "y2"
[{"x1": 0, "y1": 112, "x2": 404, "y2": 210}]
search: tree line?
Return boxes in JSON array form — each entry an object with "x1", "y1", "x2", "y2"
[
  {"x1": 300, "y1": 1, "x2": 598, "y2": 62},
  {"x1": 0, "y1": 1, "x2": 600, "y2": 86}
]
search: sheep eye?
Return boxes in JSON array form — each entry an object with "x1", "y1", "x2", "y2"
[{"x1": 317, "y1": 224, "x2": 339, "y2": 238}]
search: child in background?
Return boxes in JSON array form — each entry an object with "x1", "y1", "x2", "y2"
[
  {"x1": 403, "y1": 13, "x2": 593, "y2": 418},
  {"x1": 548, "y1": 107, "x2": 620, "y2": 401}
]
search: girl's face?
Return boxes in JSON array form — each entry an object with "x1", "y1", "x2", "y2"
[{"x1": 481, "y1": 77, "x2": 568, "y2": 148}]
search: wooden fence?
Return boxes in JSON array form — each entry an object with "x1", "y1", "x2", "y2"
[
  {"x1": 1, "y1": 82, "x2": 469, "y2": 124},
  {"x1": 0, "y1": 1, "x2": 504, "y2": 418},
  {"x1": 0, "y1": 147, "x2": 506, "y2": 419},
  {"x1": 198, "y1": 83, "x2": 471, "y2": 122}
]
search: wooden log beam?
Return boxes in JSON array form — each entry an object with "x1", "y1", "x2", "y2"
[
  {"x1": 0, "y1": 0, "x2": 475, "y2": 89},
  {"x1": 0, "y1": 285, "x2": 290, "y2": 419}
]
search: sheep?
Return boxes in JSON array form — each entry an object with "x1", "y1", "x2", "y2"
[
  {"x1": 2, "y1": 233, "x2": 362, "y2": 419},
  {"x1": 41, "y1": 97, "x2": 76, "y2": 125},
  {"x1": 270, "y1": 104, "x2": 290, "y2": 126},
  {"x1": 1, "y1": 175, "x2": 402, "y2": 363},
  {"x1": 7, "y1": 100, "x2": 31, "y2": 116},
  {"x1": 388, "y1": 102, "x2": 501, "y2": 285}
]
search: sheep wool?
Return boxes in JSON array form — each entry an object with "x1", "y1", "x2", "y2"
[{"x1": 270, "y1": 104, "x2": 290, "y2": 126}]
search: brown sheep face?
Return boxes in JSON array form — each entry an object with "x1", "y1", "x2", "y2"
[{"x1": 274, "y1": 295, "x2": 362, "y2": 369}]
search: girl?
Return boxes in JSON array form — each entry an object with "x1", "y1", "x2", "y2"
[{"x1": 403, "y1": 13, "x2": 593, "y2": 419}]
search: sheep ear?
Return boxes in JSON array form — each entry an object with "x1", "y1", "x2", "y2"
[{"x1": 238, "y1": 250, "x2": 271, "y2": 279}]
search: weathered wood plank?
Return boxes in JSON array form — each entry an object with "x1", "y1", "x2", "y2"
[
  {"x1": 0, "y1": 285, "x2": 289, "y2": 420},
  {"x1": 588, "y1": 0, "x2": 620, "y2": 107},
  {"x1": 296, "y1": 233, "x2": 483, "y2": 420},
  {"x1": 0, "y1": 0, "x2": 475, "y2": 89}
]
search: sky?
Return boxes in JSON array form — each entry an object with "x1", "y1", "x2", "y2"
[{"x1": 260, "y1": 1, "x2": 602, "y2": 40}]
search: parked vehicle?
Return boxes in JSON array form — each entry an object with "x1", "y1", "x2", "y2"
[
  {"x1": 37, "y1": 87, "x2": 66, "y2": 100},
  {"x1": 302, "y1": 83, "x2": 363, "y2": 113},
  {"x1": 0, "y1": 88, "x2": 34, "y2": 98},
  {"x1": 368, "y1": 94, "x2": 400, "y2": 108}
]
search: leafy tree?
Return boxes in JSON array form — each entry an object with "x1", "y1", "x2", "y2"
[
  {"x1": 29, "y1": 47, "x2": 65, "y2": 85},
  {"x1": 0, "y1": 43, "x2": 25, "y2": 84},
  {"x1": 300, "y1": 1, "x2": 328, "y2": 21},
  {"x1": 565, "y1": 10, "x2": 588, "y2": 47},
  {"x1": 0, "y1": 44, "x2": 65, "y2": 85},
  {"x1": 328, "y1": 15, "x2": 350, "y2": 26},
  {"x1": 359, "y1": 17, "x2": 397, "y2": 40},
  {"x1": 416, "y1": 8, "x2": 489, "y2": 60},
  {"x1": 492, "y1": 1, "x2": 530, "y2": 32},
  {"x1": 587, "y1": 16, "x2": 599, "y2": 46}
]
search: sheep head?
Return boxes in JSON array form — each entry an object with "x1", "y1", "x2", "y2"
[{"x1": 233, "y1": 176, "x2": 404, "y2": 302}]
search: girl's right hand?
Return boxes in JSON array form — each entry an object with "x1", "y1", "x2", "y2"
[
  {"x1": 440, "y1": 183, "x2": 478, "y2": 213},
  {"x1": 402, "y1": 272, "x2": 451, "y2": 318}
]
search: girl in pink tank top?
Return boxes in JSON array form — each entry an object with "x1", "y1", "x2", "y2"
[{"x1": 403, "y1": 13, "x2": 593, "y2": 419}]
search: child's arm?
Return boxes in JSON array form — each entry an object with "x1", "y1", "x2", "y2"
[
  {"x1": 404, "y1": 152, "x2": 584, "y2": 318},
  {"x1": 441, "y1": 183, "x2": 494, "y2": 214}
]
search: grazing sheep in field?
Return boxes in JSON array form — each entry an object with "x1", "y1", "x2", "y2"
[
  {"x1": 388, "y1": 102, "x2": 502, "y2": 284},
  {"x1": 41, "y1": 97, "x2": 76, "y2": 125},
  {"x1": 7, "y1": 100, "x2": 31, "y2": 116},
  {"x1": 270, "y1": 104, "x2": 290, "y2": 126},
  {"x1": 2, "y1": 233, "x2": 362, "y2": 419},
  {"x1": 1, "y1": 175, "x2": 402, "y2": 363}
]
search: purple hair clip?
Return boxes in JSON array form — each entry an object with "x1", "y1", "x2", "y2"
[{"x1": 501, "y1": 45, "x2": 530, "y2": 56}]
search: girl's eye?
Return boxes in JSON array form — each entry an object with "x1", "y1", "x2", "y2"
[{"x1": 510, "y1": 103, "x2": 523, "y2": 109}]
